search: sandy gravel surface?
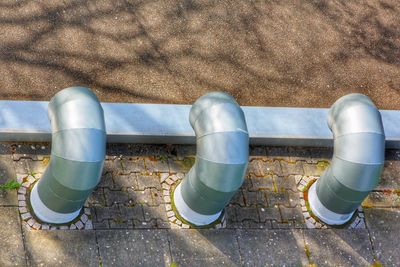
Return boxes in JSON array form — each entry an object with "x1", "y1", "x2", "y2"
[{"x1": 0, "y1": 0, "x2": 399, "y2": 109}]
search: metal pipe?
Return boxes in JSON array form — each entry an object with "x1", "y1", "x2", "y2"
[
  {"x1": 173, "y1": 92, "x2": 249, "y2": 226},
  {"x1": 308, "y1": 93, "x2": 385, "y2": 225},
  {"x1": 30, "y1": 87, "x2": 106, "y2": 224}
]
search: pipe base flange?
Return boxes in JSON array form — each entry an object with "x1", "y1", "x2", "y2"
[
  {"x1": 308, "y1": 182, "x2": 354, "y2": 225},
  {"x1": 173, "y1": 183, "x2": 221, "y2": 226},
  {"x1": 30, "y1": 183, "x2": 81, "y2": 224}
]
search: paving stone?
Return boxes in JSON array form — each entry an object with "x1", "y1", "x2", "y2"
[
  {"x1": 170, "y1": 157, "x2": 196, "y2": 173},
  {"x1": 305, "y1": 147, "x2": 333, "y2": 163},
  {"x1": 21, "y1": 212, "x2": 32, "y2": 220},
  {"x1": 120, "y1": 205, "x2": 144, "y2": 221},
  {"x1": 12, "y1": 144, "x2": 38, "y2": 160},
  {"x1": 230, "y1": 190, "x2": 245, "y2": 206},
  {"x1": 159, "y1": 173, "x2": 170, "y2": 183},
  {"x1": 275, "y1": 175, "x2": 298, "y2": 192},
  {"x1": 123, "y1": 157, "x2": 146, "y2": 173},
  {"x1": 225, "y1": 206, "x2": 239, "y2": 226},
  {"x1": 362, "y1": 192, "x2": 400, "y2": 208},
  {"x1": 19, "y1": 207, "x2": 27, "y2": 213},
  {"x1": 104, "y1": 188, "x2": 129, "y2": 206},
  {"x1": 24, "y1": 229, "x2": 98, "y2": 267},
  {"x1": 169, "y1": 229, "x2": 241, "y2": 266},
  {"x1": 250, "y1": 175, "x2": 274, "y2": 191},
  {"x1": 109, "y1": 217, "x2": 134, "y2": 229},
  {"x1": 143, "y1": 205, "x2": 168, "y2": 222},
  {"x1": 280, "y1": 160, "x2": 304, "y2": 176},
  {"x1": 136, "y1": 174, "x2": 162, "y2": 190},
  {"x1": 13, "y1": 158, "x2": 30, "y2": 174},
  {"x1": 237, "y1": 229, "x2": 307, "y2": 266},
  {"x1": 365, "y1": 208, "x2": 400, "y2": 266},
  {"x1": 144, "y1": 156, "x2": 170, "y2": 173},
  {"x1": 247, "y1": 159, "x2": 264, "y2": 177},
  {"x1": 93, "y1": 205, "x2": 121, "y2": 222},
  {"x1": 97, "y1": 230, "x2": 171, "y2": 266},
  {"x1": 168, "y1": 158, "x2": 192, "y2": 173},
  {"x1": 304, "y1": 229, "x2": 374, "y2": 266},
  {"x1": 133, "y1": 219, "x2": 158, "y2": 229},
  {"x1": 111, "y1": 173, "x2": 137, "y2": 190},
  {"x1": 102, "y1": 159, "x2": 121, "y2": 175},
  {"x1": 0, "y1": 207, "x2": 26, "y2": 266},
  {"x1": 267, "y1": 191, "x2": 300, "y2": 207},
  {"x1": 236, "y1": 207, "x2": 259, "y2": 223},
  {"x1": 86, "y1": 188, "x2": 106, "y2": 206},
  {"x1": 150, "y1": 188, "x2": 163, "y2": 205},
  {"x1": 175, "y1": 145, "x2": 196, "y2": 160},
  {"x1": 26, "y1": 160, "x2": 48, "y2": 174},
  {"x1": 378, "y1": 156, "x2": 400, "y2": 190},
  {"x1": 81, "y1": 214, "x2": 89, "y2": 223},
  {"x1": 260, "y1": 160, "x2": 282, "y2": 176},
  {"x1": 0, "y1": 143, "x2": 12, "y2": 154},
  {"x1": 280, "y1": 206, "x2": 305, "y2": 223},
  {"x1": 0, "y1": 155, "x2": 16, "y2": 179},
  {"x1": 0, "y1": 188, "x2": 18, "y2": 206},
  {"x1": 35, "y1": 145, "x2": 51, "y2": 161},
  {"x1": 93, "y1": 220, "x2": 110, "y2": 230},
  {"x1": 271, "y1": 220, "x2": 296, "y2": 229},
  {"x1": 0, "y1": 156, "x2": 18, "y2": 206},
  {"x1": 132, "y1": 189, "x2": 155, "y2": 205},
  {"x1": 243, "y1": 191, "x2": 267, "y2": 206},
  {"x1": 303, "y1": 161, "x2": 329, "y2": 176},
  {"x1": 258, "y1": 207, "x2": 281, "y2": 222},
  {"x1": 98, "y1": 172, "x2": 114, "y2": 188},
  {"x1": 85, "y1": 220, "x2": 93, "y2": 230}
]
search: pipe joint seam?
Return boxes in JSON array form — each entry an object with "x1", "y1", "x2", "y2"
[{"x1": 31, "y1": 86, "x2": 106, "y2": 224}]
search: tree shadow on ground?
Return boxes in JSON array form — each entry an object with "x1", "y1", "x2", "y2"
[{"x1": 0, "y1": 0, "x2": 399, "y2": 108}]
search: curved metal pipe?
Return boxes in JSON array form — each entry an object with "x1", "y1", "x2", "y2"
[
  {"x1": 309, "y1": 93, "x2": 385, "y2": 225},
  {"x1": 173, "y1": 92, "x2": 249, "y2": 226},
  {"x1": 30, "y1": 86, "x2": 106, "y2": 224}
]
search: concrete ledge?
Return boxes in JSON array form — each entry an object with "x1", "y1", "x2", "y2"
[{"x1": 0, "y1": 100, "x2": 399, "y2": 148}]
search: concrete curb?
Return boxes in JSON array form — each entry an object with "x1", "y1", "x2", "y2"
[{"x1": 1, "y1": 100, "x2": 399, "y2": 148}]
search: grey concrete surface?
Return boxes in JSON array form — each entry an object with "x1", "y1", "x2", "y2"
[
  {"x1": 23, "y1": 229, "x2": 98, "y2": 267},
  {"x1": 365, "y1": 208, "x2": 400, "y2": 266},
  {"x1": 168, "y1": 229, "x2": 241, "y2": 266},
  {"x1": 96, "y1": 229, "x2": 171, "y2": 266},
  {"x1": 237, "y1": 229, "x2": 308, "y2": 266},
  {"x1": 0, "y1": 207, "x2": 26, "y2": 266},
  {"x1": 304, "y1": 229, "x2": 374, "y2": 266}
]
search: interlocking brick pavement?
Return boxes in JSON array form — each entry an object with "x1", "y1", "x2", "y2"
[{"x1": 0, "y1": 143, "x2": 398, "y2": 266}]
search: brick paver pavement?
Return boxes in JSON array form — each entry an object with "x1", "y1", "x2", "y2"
[{"x1": 0, "y1": 143, "x2": 399, "y2": 266}]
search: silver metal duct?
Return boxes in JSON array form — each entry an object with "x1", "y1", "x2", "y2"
[
  {"x1": 173, "y1": 92, "x2": 249, "y2": 226},
  {"x1": 30, "y1": 86, "x2": 106, "y2": 224},
  {"x1": 308, "y1": 93, "x2": 385, "y2": 225}
]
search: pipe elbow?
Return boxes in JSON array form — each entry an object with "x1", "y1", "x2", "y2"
[
  {"x1": 328, "y1": 93, "x2": 385, "y2": 191},
  {"x1": 174, "y1": 92, "x2": 249, "y2": 226},
  {"x1": 190, "y1": 92, "x2": 249, "y2": 191},
  {"x1": 309, "y1": 93, "x2": 385, "y2": 225},
  {"x1": 31, "y1": 87, "x2": 106, "y2": 223}
]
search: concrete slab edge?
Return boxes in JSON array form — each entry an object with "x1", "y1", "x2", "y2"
[{"x1": 0, "y1": 100, "x2": 399, "y2": 148}]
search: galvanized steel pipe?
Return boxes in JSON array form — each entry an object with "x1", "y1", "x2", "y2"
[
  {"x1": 30, "y1": 87, "x2": 106, "y2": 224},
  {"x1": 173, "y1": 92, "x2": 249, "y2": 226},
  {"x1": 308, "y1": 93, "x2": 385, "y2": 225}
]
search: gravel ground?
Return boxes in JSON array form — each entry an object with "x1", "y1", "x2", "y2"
[{"x1": 0, "y1": 0, "x2": 399, "y2": 109}]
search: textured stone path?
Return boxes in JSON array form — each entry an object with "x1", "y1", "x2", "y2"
[{"x1": 0, "y1": 143, "x2": 399, "y2": 266}]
